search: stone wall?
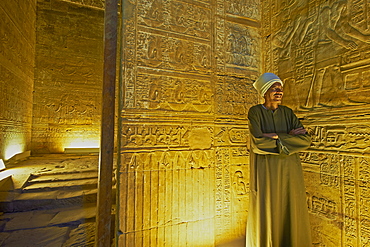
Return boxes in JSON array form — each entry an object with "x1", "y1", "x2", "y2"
[
  {"x1": 263, "y1": 0, "x2": 370, "y2": 245},
  {"x1": 32, "y1": 0, "x2": 104, "y2": 153},
  {"x1": 0, "y1": 0, "x2": 36, "y2": 160},
  {"x1": 116, "y1": 0, "x2": 260, "y2": 245}
]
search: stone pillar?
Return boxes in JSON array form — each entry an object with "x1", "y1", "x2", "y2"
[
  {"x1": 95, "y1": 0, "x2": 118, "y2": 246},
  {"x1": 116, "y1": 0, "x2": 261, "y2": 245}
]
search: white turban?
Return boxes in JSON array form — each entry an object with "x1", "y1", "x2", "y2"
[{"x1": 253, "y1": 73, "x2": 283, "y2": 96}]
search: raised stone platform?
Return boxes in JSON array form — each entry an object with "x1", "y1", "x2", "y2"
[{"x1": 0, "y1": 154, "x2": 115, "y2": 247}]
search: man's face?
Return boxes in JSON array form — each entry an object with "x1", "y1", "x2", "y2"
[{"x1": 264, "y1": 82, "x2": 283, "y2": 104}]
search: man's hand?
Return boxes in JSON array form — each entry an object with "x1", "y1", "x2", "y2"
[
  {"x1": 289, "y1": 127, "x2": 307, "y2": 135},
  {"x1": 263, "y1": 133, "x2": 279, "y2": 139}
]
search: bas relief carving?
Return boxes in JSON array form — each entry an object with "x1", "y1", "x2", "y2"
[
  {"x1": 216, "y1": 76, "x2": 257, "y2": 116},
  {"x1": 121, "y1": 125, "x2": 214, "y2": 149},
  {"x1": 65, "y1": 0, "x2": 105, "y2": 9},
  {"x1": 226, "y1": 0, "x2": 260, "y2": 19},
  {"x1": 301, "y1": 150, "x2": 370, "y2": 245},
  {"x1": 269, "y1": 0, "x2": 370, "y2": 111},
  {"x1": 307, "y1": 125, "x2": 370, "y2": 153},
  {"x1": 266, "y1": 0, "x2": 370, "y2": 245},
  {"x1": 226, "y1": 23, "x2": 259, "y2": 68},
  {"x1": 45, "y1": 94, "x2": 98, "y2": 125},
  {"x1": 119, "y1": 0, "x2": 256, "y2": 244},
  {"x1": 138, "y1": 0, "x2": 211, "y2": 39},
  {"x1": 137, "y1": 32, "x2": 212, "y2": 73},
  {"x1": 135, "y1": 73, "x2": 213, "y2": 111}
]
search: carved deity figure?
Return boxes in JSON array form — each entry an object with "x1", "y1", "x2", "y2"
[{"x1": 318, "y1": 0, "x2": 370, "y2": 50}]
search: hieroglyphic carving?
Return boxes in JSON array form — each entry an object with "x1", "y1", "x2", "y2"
[
  {"x1": 226, "y1": 0, "x2": 259, "y2": 19},
  {"x1": 121, "y1": 124, "x2": 214, "y2": 149},
  {"x1": 215, "y1": 147, "x2": 249, "y2": 242},
  {"x1": 261, "y1": 0, "x2": 370, "y2": 245},
  {"x1": 216, "y1": 75, "x2": 257, "y2": 116},
  {"x1": 223, "y1": 149, "x2": 231, "y2": 233},
  {"x1": 268, "y1": 0, "x2": 370, "y2": 111},
  {"x1": 168, "y1": 1, "x2": 211, "y2": 39},
  {"x1": 226, "y1": 23, "x2": 259, "y2": 69},
  {"x1": 214, "y1": 127, "x2": 249, "y2": 146},
  {"x1": 342, "y1": 155, "x2": 358, "y2": 246},
  {"x1": 343, "y1": 69, "x2": 370, "y2": 103},
  {"x1": 122, "y1": 15, "x2": 137, "y2": 109},
  {"x1": 45, "y1": 94, "x2": 99, "y2": 125},
  {"x1": 308, "y1": 125, "x2": 370, "y2": 153},
  {"x1": 118, "y1": 0, "x2": 259, "y2": 244},
  {"x1": 136, "y1": 32, "x2": 212, "y2": 73},
  {"x1": 301, "y1": 151, "x2": 370, "y2": 246},
  {"x1": 215, "y1": 148, "x2": 233, "y2": 241},
  {"x1": 320, "y1": 154, "x2": 340, "y2": 188},
  {"x1": 134, "y1": 73, "x2": 213, "y2": 112},
  {"x1": 215, "y1": 148, "x2": 224, "y2": 241},
  {"x1": 359, "y1": 179, "x2": 370, "y2": 246},
  {"x1": 167, "y1": 38, "x2": 212, "y2": 73},
  {"x1": 64, "y1": 0, "x2": 105, "y2": 9},
  {"x1": 30, "y1": 0, "x2": 105, "y2": 153},
  {"x1": 306, "y1": 192, "x2": 337, "y2": 220},
  {"x1": 138, "y1": 0, "x2": 211, "y2": 39},
  {"x1": 137, "y1": 33, "x2": 164, "y2": 68},
  {"x1": 233, "y1": 170, "x2": 247, "y2": 196}
]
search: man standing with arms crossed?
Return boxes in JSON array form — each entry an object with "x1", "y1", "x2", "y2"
[{"x1": 246, "y1": 73, "x2": 312, "y2": 246}]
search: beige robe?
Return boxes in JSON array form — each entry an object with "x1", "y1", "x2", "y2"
[{"x1": 246, "y1": 104, "x2": 312, "y2": 247}]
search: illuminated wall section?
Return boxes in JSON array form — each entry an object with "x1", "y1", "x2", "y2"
[
  {"x1": 0, "y1": 0, "x2": 36, "y2": 160},
  {"x1": 117, "y1": 0, "x2": 260, "y2": 245},
  {"x1": 31, "y1": 0, "x2": 104, "y2": 153},
  {"x1": 262, "y1": 0, "x2": 370, "y2": 245}
]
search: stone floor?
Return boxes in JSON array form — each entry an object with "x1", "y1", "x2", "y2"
[{"x1": 0, "y1": 154, "x2": 113, "y2": 247}]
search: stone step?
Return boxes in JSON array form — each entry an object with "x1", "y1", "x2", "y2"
[
  {"x1": 28, "y1": 170, "x2": 98, "y2": 183},
  {"x1": 1, "y1": 169, "x2": 101, "y2": 213},
  {"x1": 0, "y1": 203, "x2": 97, "y2": 232},
  {"x1": 0, "y1": 155, "x2": 115, "y2": 213},
  {"x1": 0, "y1": 188, "x2": 98, "y2": 213},
  {"x1": 23, "y1": 177, "x2": 98, "y2": 191},
  {"x1": 0, "y1": 203, "x2": 115, "y2": 247},
  {"x1": 21, "y1": 169, "x2": 99, "y2": 192},
  {"x1": 0, "y1": 184, "x2": 116, "y2": 213}
]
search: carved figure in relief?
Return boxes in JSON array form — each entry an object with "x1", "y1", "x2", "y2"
[
  {"x1": 246, "y1": 73, "x2": 312, "y2": 246},
  {"x1": 318, "y1": 0, "x2": 370, "y2": 50},
  {"x1": 272, "y1": 0, "x2": 314, "y2": 61},
  {"x1": 169, "y1": 40, "x2": 196, "y2": 71},
  {"x1": 273, "y1": 0, "x2": 370, "y2": 109},
  {"x1": 172, "y1": 4, "x2": 208, "y2": 37},
  {"x1": 303, "y1": 0, "x2": 370, "y2": 108},
  {"x1": 226, "y1": 0, "x2": 259, "y2": 19},
  {"x1": 226, "y1": 25, "x2": 257, "y2": 67},
  {"x1": 138, "y1": 0, "x2": 165, "y2": 28},
  {"x1": 148, "y1": 80, "x2": 161, "y2": 109},
  {"x1": 137, "y1": 33, "x2": 163, "y2": 68}
]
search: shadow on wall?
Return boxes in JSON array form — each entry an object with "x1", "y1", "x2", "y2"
[{"x1": 216, "y1": 237, "x2": 246, "y2": 247}]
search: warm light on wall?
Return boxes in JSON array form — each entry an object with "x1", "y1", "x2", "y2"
[
  {"x1": 63, "y1": 137, "x2": 100, "y2": 149},
  {"x1": 4, "y1": 142, "x2": 25, "y2": 161},
  {"x1": 0, "y1": 159, "x2": 5, "y2": 171}
]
